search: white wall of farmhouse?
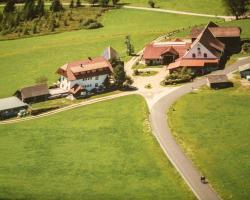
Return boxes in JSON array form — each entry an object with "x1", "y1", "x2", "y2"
[
  {"x1": 184, "y1": 42, "x2": 218, "y2": 59},
  {"x1": 59, "y1": 74, "x2": 108, "y2": 91}
]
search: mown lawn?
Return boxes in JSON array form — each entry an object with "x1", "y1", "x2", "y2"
[
  {"x1": 168, "y1": 85, "x2": 250, "y2": 200},
  {"x1": 120, "y1": 0, "x2": 226, "y2": 15},
  {"x1": 0, "y1": 95, "x2": 194, "y2": 200},
  {"x1": 0, "y1": 8, "x2": 213, "y2": 98}
]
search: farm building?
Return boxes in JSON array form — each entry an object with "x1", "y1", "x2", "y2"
[
  {"x1": 168, "y1": 25, "x2": 224, "y2": 75},
  {"x1": 190, "y1": 21, "x2": 241, "y2": 54},
  {"x1": 0, "y1": 97, "x2": 28, "y2": 120},
  {"x1": 57, "y1": 56, "x2": 113, "y2": 92},
  {"x1": 15, "y1": 84, "x2": 50, "y2": 103},
  {"x1": 143, "y1": 40, "x2": 190, "y2": 66},
  {"x1": 239, "y1": 64, "x2": 250, "y2": 79},
  {"x1": 207, "y1": 74, "x2": 233, "y2": 89}
]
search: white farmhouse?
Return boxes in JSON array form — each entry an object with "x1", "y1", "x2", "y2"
[{"x1": 56, "y1": 56, "x2": 113, "y2": 92}]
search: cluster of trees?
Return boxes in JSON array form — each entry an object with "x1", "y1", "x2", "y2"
[
  {"x1": 0, "y1": 0, "x2": 66, "y2": 35},
  {"x1": 223, "y1": 0, "x2": 250, "y2": 19},
  {"x1": 163, "y1": 68, "x2": 194, "y2": 85},
  {"x1": 86, "y1": 0, "x2": 120, "y2": 7}
]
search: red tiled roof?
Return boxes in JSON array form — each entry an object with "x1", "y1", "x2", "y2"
[
  {"x1": 69, "y1": 84, "x2": 85, "y2": 95},
  {"x1": 143, "y1": 43, "x2": 189, "y2": 60},
  {"x1": 167, "y1": 58, "x2": 219, "y2": 70},
  {"x1": 57, "y1": 57, "x2": 113, "y2": 81}
]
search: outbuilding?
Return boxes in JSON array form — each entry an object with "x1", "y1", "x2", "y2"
[
  {"x1": 0, "y1": 97, "x2": 28, "y2": 120},
  {"x1": 239, "y1": 64, "x2": 250, "y2": 79},
  {"x1": 15, "y1": 84, "x2": 50, "y2": 103},
  {"x1": 207, "y1": 74, "x2": 233, "y2": 89}
]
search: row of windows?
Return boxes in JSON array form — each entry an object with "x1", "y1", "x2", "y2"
[
  {"x1": 192, "y1": 53, "x2": 207, "y2": 58},
  {"x1": 85, "y1": 83, "x2": 99, "y2": 88},
  {"x1": 83, "y1": 76, "x2": 99, "y2": 81}
]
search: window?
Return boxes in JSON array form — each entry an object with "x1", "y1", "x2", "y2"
[
  {"x1": 95, "y1": 83, "x2": 98, "y2": 87},
  {"x1": 192, "y1": 53, "x2": 196, "y2": 58},
  {"x1": 204, "y1": 53, "x2": 207, "y2": 58},
  {"x1": 197, "y1": 47, "x2": 201, "y2": 56},
  {"x1": 95, "y1": 76, "x2": 99, "y2": 80}
]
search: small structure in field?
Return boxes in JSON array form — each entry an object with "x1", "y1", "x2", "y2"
[
  {"x1": 239, "y1": 64, "x2": 250, "y2": 79},
  {"x1": 207, "y1": 74, "x2": 233, "y2": 89},
  {"x1": 0, "y1": 97, "x2": 28, "y2": 120},
  {"x1": 15, "y1": 84, "x2": 50, "y2": 103},
  {"x1": 69, "y1": 84, "x2": 86, "y2": 98}
]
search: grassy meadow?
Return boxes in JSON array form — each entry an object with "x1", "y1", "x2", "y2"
[
  {"x1": 168, "y1": 85, "x2": 250, "y2": 200},
  {"x1": 120, "y1": 0, "x2": 226, "y2": 15},
  {"x1": 0, "y1": 8, "x2": 214, "y2": 98},
  {"x1": 0, "y1": 95, "x2": 194, "y2": 200}
]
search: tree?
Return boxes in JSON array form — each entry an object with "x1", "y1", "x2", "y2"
[
  {"x1": 99, "y1": 0, "x2": 109, "y2": 7},
  {"x1": 112, "y1": 0, "x2": 119, "y2": 6},
  {"x1": 70, "y1": 0, "x2": 74, "y2": 8},
  {"x1": 76, "y1": 0, "x2": 81, "y2": 7},
  {"x1": 103, "y1": 76, "x2": 111, "y2": 89},
  {"x1": 36, "y1": 0, "x2": 45, "y2": 17},
  {"x1": 124, "y1": 75, "x2": 133, "y2": 86},
  {"x1": 148, "y1": 0, "x2": 155, "y2": 8},
  {"x1": 50, "y1": 0, "x2": 64, "y2": 12},
  {"x1": 113, "y1": 61, "x2": 126, "y2": 88},
  {"x1": 125, "y1": 35, "x2": 134, "y2": 56},
  {"x1": 23, "y1": 0, "x2": 36, "y2": 20},
  {"x1": 223, "y1": 0, "x2": 250, "y2": 19},
  {"x1": 3, "y1": 0, "x2": 16, "y2": 13}
]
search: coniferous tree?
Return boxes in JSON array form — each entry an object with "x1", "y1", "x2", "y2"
[
  {"x1": 50, "y1": 0, "x2": 64, "y2": 12},
  {"x1": 36, "y1": 0, "x2": 45, "y2": 17},
  {"x1": 76, "y1": 0, "x2": 81, "y2": 7},
  {"x1": 23, "y1": 0, "x2": 36, "y2": 20},
  {"x1": 113, "y1": 61, "x2": 126, "y2": 88},
  {"x1": 69, "y1": 0, "x2": 74, "y2": 8},
  {"x1": 125, "y1": 35, "x2": 134, "y2": 56},
  {"x1": 3, "y1": 0, "x2": 16, "y2": 13}
]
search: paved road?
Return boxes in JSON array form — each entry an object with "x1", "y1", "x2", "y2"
[
  {"x1": 149, "y1": 57, "x2": 250, "y2": 200},
  {"x1": 123, "y1": 6, "x2": 235, "y2": 20}
]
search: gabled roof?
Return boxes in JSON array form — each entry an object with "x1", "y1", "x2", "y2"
[
  {"x1": 207, "y1": 74, "x2": 229, "y2": 83},
  {"x1": 167, "y1": 58, "x2": 219, "y2": 70},
  {"x1": 69, "y1": 84, "x2": 85, "y2": 95},
  {"x1": 143, "y1": 43, "x2": 186, "y2": 60},
  {"x1": 190, "y1": 26, "x2": 225, "y2": 57},
  {"x1": 18, "y1": 84, "x2": 49, "y2": 99},
  {"x1": 190, "y1": 21, "x2": 241, "y2": 38},
  {"x1": 57, "y1": 57, "x2": 113, "y2": 81},
  {"x1": 102, "y1": 46, "x2": 119, "y2": 61},
  {"x1": 0, "y1": 97, "x2": 28, "y2": 112}
]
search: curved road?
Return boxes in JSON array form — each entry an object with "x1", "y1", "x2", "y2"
[{"x1": 149, "y1": 57, "x2": 250, "y2": 200}]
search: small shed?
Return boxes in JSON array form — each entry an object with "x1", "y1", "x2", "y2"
[
  {"x1": 239, "y1": 64, "x2": 250, "y2": 79},
  {"x1": 15, "y1": 84, "x2": 50, "y2": 103},
  {"x1": 207, "y1": 74, "x2": 233, "y2": 89},
  {"x1": 0, "y1": 97, "x2": 28, "y2": 120},
  {"x1": 69, "y1": 84, "x2": 86, "y2": 97}
]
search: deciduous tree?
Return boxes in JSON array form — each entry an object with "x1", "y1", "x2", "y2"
[{"x1": 223, "y1": 0, "x2": 250, "y2": 19}]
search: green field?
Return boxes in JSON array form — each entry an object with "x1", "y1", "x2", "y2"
[
  {"x1": 120, "y1": 0, "x2": 226, "y2": 15},
  {"x1": 0, "y1": 95, "x2": 194, "y2": 200},
  {"x1": 0, "y1": 8, "x2": 213, "y2": 98},
  {"x1": 168, "y1": 85, "x2": 250, "y2": 199}
]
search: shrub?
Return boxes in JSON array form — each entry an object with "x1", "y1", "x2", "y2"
[
  {"x1": 79, "y1": 19, "x2": 103, "y2": 29},
  {"x1": 242, "y1": 42, "x2": 250, "y2": 53},
  {"x1": 133, "y1": 69, "x2": 139, "y2": 76},
  {"x1": 35, "y1": 75, "x2": 48, "y2": 84},
  {"x1": 145, "y1": 83, "x2": 152, "y2": 89},
  {"x1": 148, "y1": 0, "x2": 155, "y2": 8},
  {"x1": 163, "y1": 68, "x2": 194, "y2": 85}
]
